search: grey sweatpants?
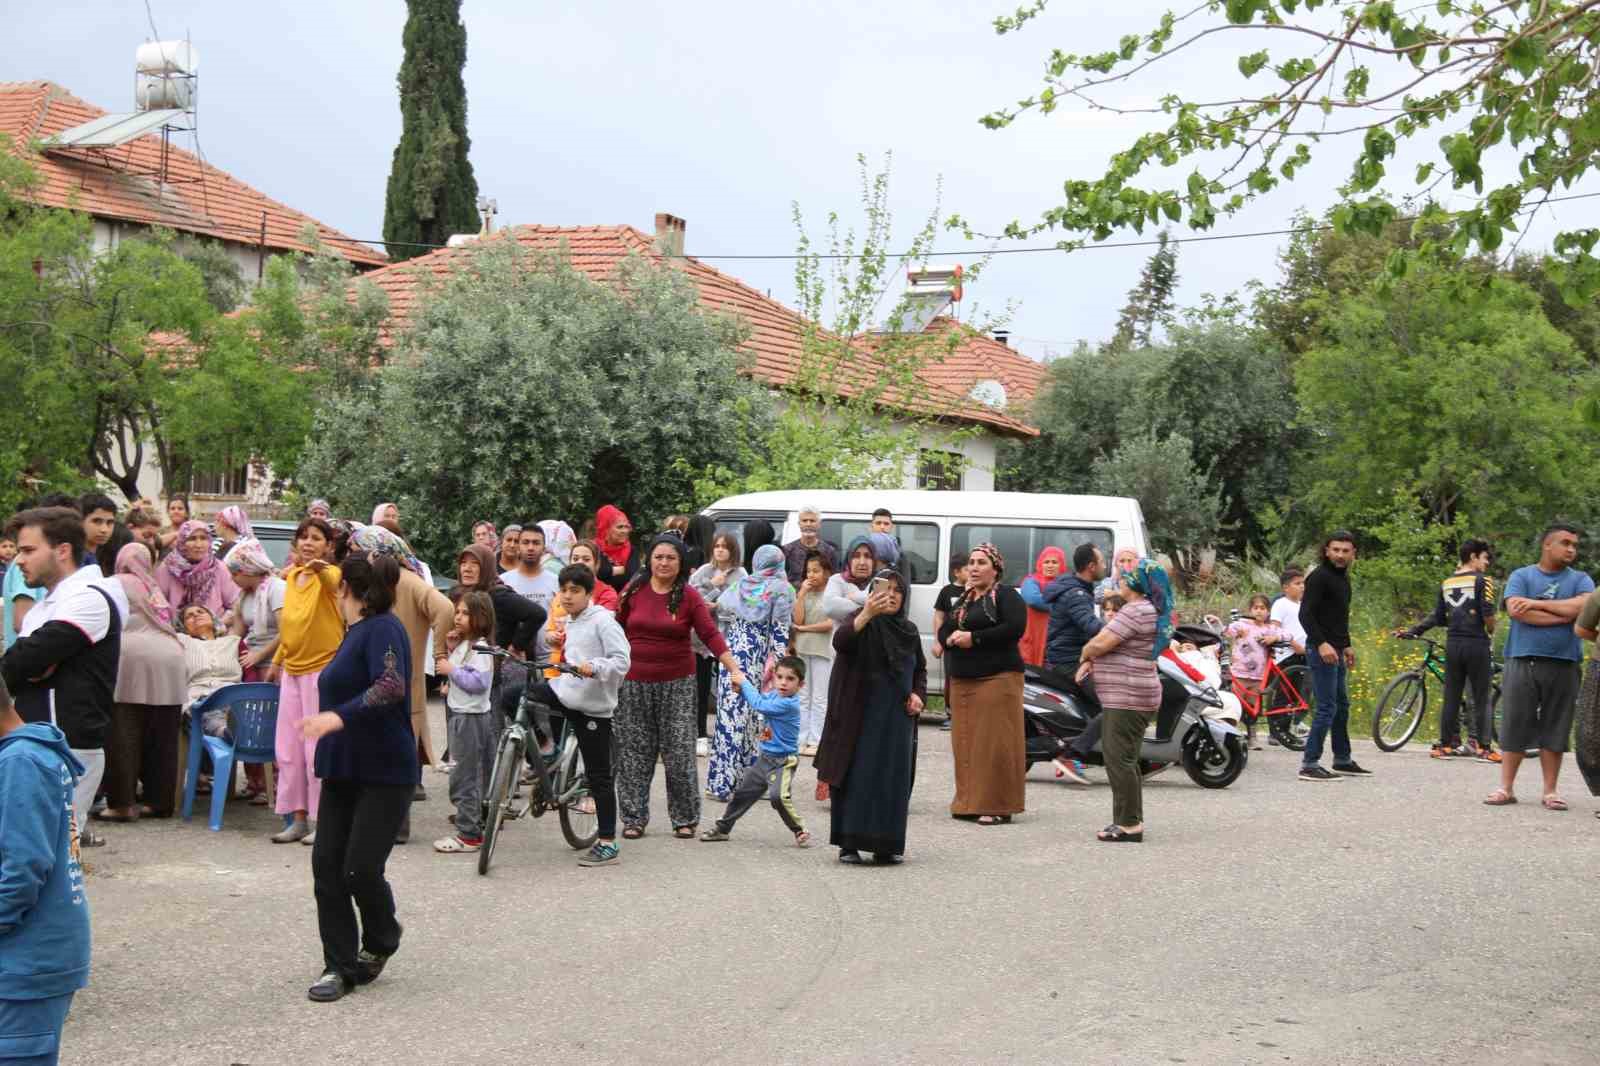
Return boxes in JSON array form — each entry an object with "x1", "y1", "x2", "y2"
[
  {"x1": 715, "y1": 752, "x2": 805, "y2": 835},
  {"x1": 447, "y1": 712, "x2": 497, "y2": 839}
]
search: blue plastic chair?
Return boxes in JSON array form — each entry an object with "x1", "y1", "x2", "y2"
[{"x1": 181, "y1": 683, "x2": 280, "y2": 831}]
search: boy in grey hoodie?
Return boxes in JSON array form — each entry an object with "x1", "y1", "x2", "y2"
[
  {"x1": 0, "y1": 673, "x2": 90, "y2": 1064},
  {"x1": 520, "y1": 564, "x2": 630, "y2": 867}
]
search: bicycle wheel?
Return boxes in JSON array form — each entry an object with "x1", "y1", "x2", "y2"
[
  {"x1": 1372, "y1": 672, "x2": 1427, "y2": 751},
  {"x1": 478, "y1": 731, "x2": 524, "y2": 876},
  {"x1": 1280, "y1": 663, "x2": 1312, "y2": 742},
  {"x1": 555, "y1": 735, "x2": 599, "y2": 851}
]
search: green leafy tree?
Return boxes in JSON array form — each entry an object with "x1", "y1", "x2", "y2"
[
  {"x1": 1090, "y1": 431, "x2": 1221, "y2": 554},
  {"x1": 382, "y1": 0, "x2": 479, "y2": 262},
  {"x1": 1294, "y1": 265, "x2": 1600, "y2": 540},
  {"x1": 1110, "y1": 230, "x2": 1179, "y2": 351},
  {"x1": 296, "y1": 241, "x2": 770, "y2": 562},
  {"x1": 981, "y1": 0, "x2": 1600, "y2": 306}
]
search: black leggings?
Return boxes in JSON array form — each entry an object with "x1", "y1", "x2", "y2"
[
  {"x1": 524, "y1": 681, "x2": 617, "y2": 840},
  {"x1": 695, "y1": 655, "x2": 716, "y2": 739},
  {"x1": 1442, "y1": 639, "x2": 1493, "y2": 745},
  {"x1": 312, "y1": 779, "x2": 412, "y2": 983}
]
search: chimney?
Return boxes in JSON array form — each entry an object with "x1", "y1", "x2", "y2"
[
  {"x1": 654, "y1": 213, "x2": 687, "y2": 258},
  {"x1": 991, "y1": 329, "x2": 1010, "y2": 348}
]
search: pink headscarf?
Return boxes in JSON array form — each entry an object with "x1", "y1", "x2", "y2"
[
  {"x1": 116, "y1": 542, "x2": 178, "y2": 635},
  {"x1": 217, "y1": 505, "x2": 253, "y2": 539},
  {"x1": 161, "y1": 519, "x2": 223, "y2": 607},
  {"x1": 371, "y1": 502, "x2": 399, "y2": 526}
]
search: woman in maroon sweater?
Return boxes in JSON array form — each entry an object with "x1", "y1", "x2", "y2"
[{"x1": 615, "y1": 534, "x2": 744, "y2": 838}]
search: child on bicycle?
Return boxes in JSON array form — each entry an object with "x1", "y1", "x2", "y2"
[
  {"x1": 522, "y1": 563, "x2": 631, "y2": 867},
  {"x1": 700, "y1": 655, "x2": 810, "y2": 847},
  {"x1": 433, "y1": 591, "x2": 497, "y2": 854},
  {"x1": 1223, "y1": 595, "x2": 1284, "y2": 750}
]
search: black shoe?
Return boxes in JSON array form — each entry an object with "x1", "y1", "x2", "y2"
[
  {"x1": 871, "y1": 852, "x2": 904, "y2": 865},
  {"x1": 412, "y1": 785, "x2": 427, "y2": 802},
  {"x1": 838, "y1": 850, "x2": 863, "y2": 864},
  {"x1": 1332, "y1": 761, "x2": 1372, "y2": 776},
  {"x1": 307, "y1": 970, "x2": 352, "y2": 1002},
  {"x1": 356, "y1": 922, "x2": 401, "y2": 984},
  {"x1": 1298, "y1": 765, "x2": 1341, "y2": 782}
]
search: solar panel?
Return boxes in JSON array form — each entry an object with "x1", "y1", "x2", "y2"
[{"x1": 46, "y1": 110, "x2": 186, "y2": 149}]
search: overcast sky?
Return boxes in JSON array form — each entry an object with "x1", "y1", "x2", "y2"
[{"x1": 11, "y1": 2, "x2": 1594, "y2": 361}]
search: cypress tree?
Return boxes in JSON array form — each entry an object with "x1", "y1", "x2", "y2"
[
  {"x1": 1109, "y1": 230, "x2": 1179, "y2": 351},
  {"x1": 382, "y1": 0, "x2": 479, "y2": 262}
]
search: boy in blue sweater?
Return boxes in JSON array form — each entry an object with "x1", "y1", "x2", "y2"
[
  {"x1": 0, "y1": 674, "x2": 90, "y2": 1065},
  {"x1": 701, "y1": 656, "x2": 809, "y2": 846}
]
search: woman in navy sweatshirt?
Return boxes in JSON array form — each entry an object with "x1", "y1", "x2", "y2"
[{"x1": 297, "y1": 553, "x2": 414, "y2": 1003}]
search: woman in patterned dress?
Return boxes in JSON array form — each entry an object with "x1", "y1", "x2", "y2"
[{"x1": 707, "y1": 544, "x2": 793, "y2": 800}]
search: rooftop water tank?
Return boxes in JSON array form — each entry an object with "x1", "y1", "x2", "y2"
[{"x1": 136, "y1": 41, "x2": 199, "y2": 76}]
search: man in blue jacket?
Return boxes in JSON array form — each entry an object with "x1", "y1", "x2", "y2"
[
  {"x1": 0, "y1": 673, "x2": 90, "y2": 1064},
  {"x1": 1042, "y1": 544, "x2": 1106, "y2": 784}
]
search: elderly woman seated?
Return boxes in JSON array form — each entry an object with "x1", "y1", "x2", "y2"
[{"x1": 178, "y1": 605, "x2": 244, "y2": 740}]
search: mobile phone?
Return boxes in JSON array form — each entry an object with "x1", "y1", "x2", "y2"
[{"x1": 871, "y1": 576, "x2": 892, "y2": 596}]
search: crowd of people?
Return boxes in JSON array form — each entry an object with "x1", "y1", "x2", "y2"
[{"x1": 4, "y1": 490, "x2": 1599, "y2": 1039}]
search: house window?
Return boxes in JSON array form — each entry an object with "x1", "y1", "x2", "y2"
[
  {"x1": 917, "y1": 449, "x2": 964, "y2": 491},
  {"x1": 189, "y1": 461, "x2": 250, "y2": 497}
]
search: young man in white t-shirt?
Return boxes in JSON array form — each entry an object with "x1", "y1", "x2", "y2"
[
  {"x1": 499, "y1": 524, "x2": 557, "y2": 611},
  {"x1": 1268, "y1": 568, "x2": 1309, "y2": 746}
]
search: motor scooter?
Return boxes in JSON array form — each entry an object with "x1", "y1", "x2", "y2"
[{"x1": 1023, "y1": 625, "x2": 1249, "y2": 788}]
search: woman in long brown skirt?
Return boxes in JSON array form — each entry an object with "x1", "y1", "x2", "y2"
[{"x1": 938, "y1": 543, "x2": 1028, "y2": 825}]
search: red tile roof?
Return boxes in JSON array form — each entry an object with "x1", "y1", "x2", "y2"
[
  {"x1": 356, "y1": 225, "x2": 1036, "y2": 436},
  {"x1": 0, "y1": 81, "x2": 385, "y2": 267},
  {"x1": 915, "y1": 316, "x2": 1048, "y2": 409}
]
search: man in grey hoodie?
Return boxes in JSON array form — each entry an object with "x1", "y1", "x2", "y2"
[{"x1": 520, "y1": 564, "x2": 631, "y2": 867}]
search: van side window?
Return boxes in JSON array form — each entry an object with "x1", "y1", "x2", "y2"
[
  {"x1": 820, "y1": 520, "x2": 940, "y2": 586},
  {"x1": 950, "y1": 525, "x2": 1114, "y2": 586}
]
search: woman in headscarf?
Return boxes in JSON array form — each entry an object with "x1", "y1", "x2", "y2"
[
  {"x1": 614, "y1": 534, "x2": 744, "y2": 837},
  {"x1": 740, "y1": 519, "x2": 777, "y2": 573},
  {"x1": 178, "y1": 604, "x2": 244, "y2": 734},
  {"x1": 371, "y1": 502, "x2": 399, "y2": 527},
  {"x1": 350, "y1": 524, "x2": 452, "y2": 821},
  {"x1": 1018, "y1": 546, "x2": 1066, "y2": 667},
  {"x1": 708, "y1": 543, "x2": 794, "y2": 800},
  {"x1": 455, "y1": 543, "x2": 543, "y2": 658},
  {"x1": 537, "y1": 520, "x2": 577, "y2": 580},
  {"x1": 684, "y1": 514, "x2": 716, "y2": 573},
  {"x1": 224, "y1": 537, "x2": 283, "y2": 802},
  {"x1": 214, "y1": 506, "x2": 254, "y2": 558},
  {"x1": 939, "y1": 543, "x2": 1028, "y2": 826},
  {"x1": 307, "y1": 499, "x2": 332, "y2": 522},
  {"x1": 100, "y1": 542, "x2": 187, "y2": 823},
  {"x1": 471, "y1": 521, "x2": 499, "y2": 554},
  {"x1": 1075, "y1": 557, "x2": 1171, "y2": 843},
  {"x1": 823, "y1": 534, "x2": 887, "y2": 624},
  {"x1": 595, "y1": 505, "x2": 636, "y2": 592},
  {"x1": 157, "y1": 519, "x2": 240, "y2": 619},
  {"x1": 815, "y1": 568, "x2": 926, "y2": 864}
]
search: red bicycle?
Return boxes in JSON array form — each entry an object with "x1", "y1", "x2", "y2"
[{"x1": 1230, "y1": 642, "x2": 1310, "y2": 751}]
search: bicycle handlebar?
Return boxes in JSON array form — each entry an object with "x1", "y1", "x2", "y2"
[{"x1": 469, "y1": 644, "x2": 583, "y2": 675}]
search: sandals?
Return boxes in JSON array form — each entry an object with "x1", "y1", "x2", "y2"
[
  {"x1": 1483, "y1": 788, "x2": 1518, "y2": 806},
  {"x1": 794, "y1": 830, "x2": 811, "y2": 848},
  {"x1": 621, "y1": 826, "x2": 644, "y2": 840},
  {"x1": 432, "y1": 835, "x2": 481, "y2": 853},
  {"x1": 673, "y1": 825, "x2": 697, "y2": 839},
  {"x1": 976, "y1": 815, "x2": 1013, "y2": 826},
  {"x1": 1542, "y1": 794, "x2": 1569, "y2": 811},
  {"x1": 1096, "y1": 824, "x2": 1143, "y2": 842},
  {"x1": 699, "y1": 828, "x2": 730, "y2": 842}
]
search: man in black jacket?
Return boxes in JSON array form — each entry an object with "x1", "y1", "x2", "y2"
[
  {"x1": 1298, "y1": 531, "x2": 1371, "y2": 781},
  {"x1": 1, "y1": 507, "x2": 124, "y2": 831},
  {"x1": 1396, "y1": 538, "x2": 1497, "y2": 759},
  {"x1": 1043, "y1": 544, "x2": 1106, "y2": 783}
]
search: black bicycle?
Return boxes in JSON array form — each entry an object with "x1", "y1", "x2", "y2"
[{"x1": 474, "y1": 645, "x2": 598, "y2": 876}]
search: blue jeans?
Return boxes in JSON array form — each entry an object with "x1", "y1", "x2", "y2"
[
  {"x1": 1303, "y1": 657, "x2": 1351, "y2": 768},
  {"x1": 0, "y1": 993, "x2": 74, "y2": 1065}
]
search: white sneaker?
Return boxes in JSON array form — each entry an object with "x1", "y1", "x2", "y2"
[{"x1": 695, "y1": 738, "x2": 709, "y2": 758}]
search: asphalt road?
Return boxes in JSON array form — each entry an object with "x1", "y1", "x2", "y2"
[{"x1": 63, "y1": 703, "x2": 1599, "y2": 1066}]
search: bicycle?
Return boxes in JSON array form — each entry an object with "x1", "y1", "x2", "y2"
[
  {"x1": 1233, "y1": 643, "x2": 1311, "y2": 751},
  {"x1": 474, "y1": 644, "x2": 599, "y2": 876},
  {"x1": 1371, "y1": 636, "x2": 1503, "y2": 752}
]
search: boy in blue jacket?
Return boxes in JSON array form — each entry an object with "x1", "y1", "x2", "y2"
[
  {"x1": 701, "y1": 657, "x2": 809, "y2": 846},
  {"x1": 0, "y1": 674, "x2": 90, "y2": 1065}
]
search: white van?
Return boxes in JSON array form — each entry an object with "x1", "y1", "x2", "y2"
[{"x1": 700, "y1": 490, "x2": 1151, "y2": 686}]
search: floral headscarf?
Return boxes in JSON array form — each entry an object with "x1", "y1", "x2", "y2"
[
  {"x1": 1123, "y1": 557, "x2": 1175, "y2": 658},
  {"x1": 538, "y1": 520, "x2": 576, "y2": 565},
  {"x1": 347, "y1": 523, "x2": 424, "y2": 576},
  {"x1": 307, "y1": 499, "x2": 332, "y2": 520},
  {"x1": 216, "y1": 505, "x2": 253, "y2": 540},
  {"x1": 954, "y1": 542, "x2": 1006, "y2": 628},
  {"x1": 161, "y1": 519, "x2": 223, "y2": 604},
  {"x1": 724, "y1": 543, "x2": 796, "y2": 624},
  {"x1": 472, "y1": 520, "x2": 499, "y2": 553},
  {"x1": 116, "y1": 541, "x2": 176, "y2": 632},
  {"x1": 223, "y1": 537, "x2": 275, "y2": 578}
]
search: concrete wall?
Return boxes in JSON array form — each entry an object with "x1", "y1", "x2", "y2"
[{"x1": 91, "y1": 219, "x2": 270, "y2": 287}]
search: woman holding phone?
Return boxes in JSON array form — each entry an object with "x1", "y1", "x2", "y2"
[{"x1": 938, "y1": 543, "x2": 1027, "y2": 826}]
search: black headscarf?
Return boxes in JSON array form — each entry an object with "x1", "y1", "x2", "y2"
[
  {"x1": 619, "y1": 533, "x2": 689, "y2": 617},
  {"x1": 684, "y1": 515, "x2": 715, "y2": 572},
  {"x1": 859, "y1": 568, "x2": 920, "y2": 676},
  {"x1": 741, "y1": 519, "x2": 776, "y2": 572}
]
